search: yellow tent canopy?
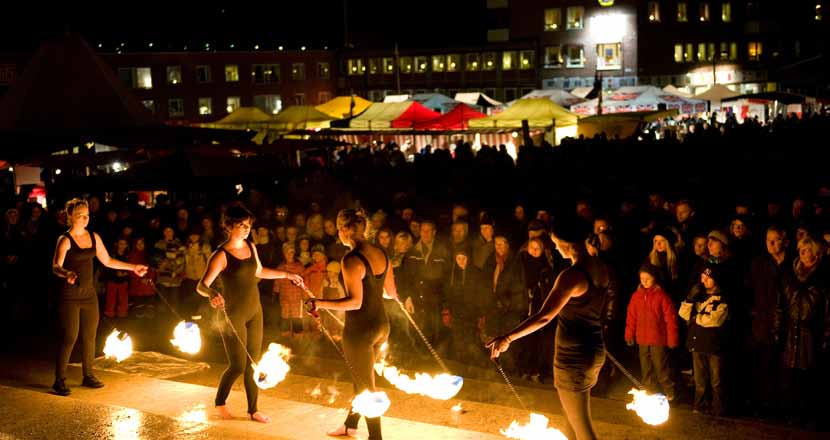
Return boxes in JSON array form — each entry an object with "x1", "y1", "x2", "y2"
[
  {"x1": 468, "y1": 98, "x2": 578, "y2": 128},
  {"x1": 577, "y1": 109, "x2": 678, "y2": 139},
  {"x1": 349, "y1": 102, "x2": 412, "y2": 129},
  {"x1": 270, "y1": 105, "x2": 335, "y2": 131},
  {"x1": 315, "y1": 95, "x2": 372, "y2": 119},
  {"x1": 199, "y1": 107, "x2": 273, "y2": 129}
]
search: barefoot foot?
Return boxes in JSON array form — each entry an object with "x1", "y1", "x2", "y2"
[
  {"x1": 250, "y1": 411, "x2": 271, "y2": 423},
  {"x1": 326, "y1": 425, "x2": 357, "y2": 437},
  {"x1": 215, "y1": 405, "x2": 234, "y2": 420}
]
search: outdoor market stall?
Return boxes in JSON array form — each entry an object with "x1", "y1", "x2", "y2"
[
  {"x1": 571, "y1": 86, "x2": 706, "y2": 116},
  {"x1": 468, "y1": 98, "x2": 578, "y2": 145},
  {"x1": 349, "y1": 101, "x2": 440, "y2": 129},
  {"x1": 315, "y1": 95, "x2": 373, "y2": 119}
]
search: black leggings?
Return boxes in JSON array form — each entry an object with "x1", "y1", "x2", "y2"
[
  {"x1": 342, "y1": 329, "x2": 386, "y2": 440},
  {"x1": 558, "y1": 389, "x2": 598, "y2": 440},
  {"x1": 56, "y1": 298, "x2": 99, "y2": 380},
  {"x1": 216, "y1": 309, "x2": 263, "y2": 415}
]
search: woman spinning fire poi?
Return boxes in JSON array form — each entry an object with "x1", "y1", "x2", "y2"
[
  {"x1": 488, "y1": 215, "x2": 609, "y2": 440},
  {"x1": 51, "y1": 198, "x2": 148, "y2": 396},
  {"x1": 197, "y1": 205, "x2": 304, "y2": 423},
  {"x1": 306, "y1": 209, "x2": 398, "y2": 440}
]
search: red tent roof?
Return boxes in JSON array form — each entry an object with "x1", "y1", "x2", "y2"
[
  {"x1": 414, "y1": 103, "x2": 486, "y2": 130},
  {"x1": 389, "y1": 101, "x2": 441, "y2": 128}
]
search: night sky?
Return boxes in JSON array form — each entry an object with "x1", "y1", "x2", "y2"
[{"x1": 1, "y1": 2, "x2": 490, "y2": 52}]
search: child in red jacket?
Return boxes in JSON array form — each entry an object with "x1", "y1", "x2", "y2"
[{"x1": 625, "y1": 264, "x2": 679, "y2": 401}]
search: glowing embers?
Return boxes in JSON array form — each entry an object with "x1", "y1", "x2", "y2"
[
  {"x1": 351, "y1": 389, "x2": 391, "y2": 418},
  {"x1": 625, "y1": 388, "x2": 670, "y2": 426},
  {"x1": 103, "y1": 329, "x2": 133, "y2": 362},
  {"x1": 501, "y1": 413, "x2": 568, "y2": 440},
  {"x1": 170, "y1": 321, "x2": 202, "y2": 354},
  {"x1": 253, "y1": 343, "x2": 292, "y2": 389}
]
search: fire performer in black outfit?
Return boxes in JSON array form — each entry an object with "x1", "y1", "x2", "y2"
[
  {"x1": 307, "y1": 209, "x2": 399, "y2": 440},
  {"x1": 52, "y1": 198, "x2": 148, "y2": 396},
  {"x1": 197, "y1": 205, "x2": 303, "y2": 423},
  {"x1": 488, "y1": 216, "x2": 609, "y2": 440}
]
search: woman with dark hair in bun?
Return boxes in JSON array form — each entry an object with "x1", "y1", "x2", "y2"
[
  {"x1": 52, "y1": 198, "x2": 148, "y2": 396},
  {"x1": 488, "y1": 215, "x2": 610, "y2": 440},
  {"x1": 197, "y1": 204, "x2": 304, "y2": 423}
]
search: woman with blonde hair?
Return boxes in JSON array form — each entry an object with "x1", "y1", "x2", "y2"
[{"x1": 646, "y1": 228, "x2": 679, "y2": 292}]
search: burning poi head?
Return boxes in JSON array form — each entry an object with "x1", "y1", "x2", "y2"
[
  {"x1": 170, "y1": 321, "x2": 201, "y2": 354},
  {"x1": 374, "y1": 359, "x2": 464, "y2": 400},
  {"x1": 500, "y1": 412, "x2": 567, "y2": 440},
  {"x1": 253, "y1": 343, "x2": 291, "y2": 389},
  {"x1": 625, "y1": 388, "x2": 670, "y2": 425},
  {"x1": 103, "y1": 329, "x2": 133, "y2": 363},
  {"x1": 351, "y1": 390, "x2": 391, "y2": 418}
]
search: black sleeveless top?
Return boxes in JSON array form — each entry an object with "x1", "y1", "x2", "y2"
[
  {"x1": 343, "y1": 250, "x2": 390, "y2": 337},
  {"x1": 60, "y1": 231, "x2": 97, "y2": 301},
  {"x1": 218, "y1": 240, "x2": 261, "y2": 315},
  {"x1": 557, "y1": 263, "x2": 606, "y2": 347}
]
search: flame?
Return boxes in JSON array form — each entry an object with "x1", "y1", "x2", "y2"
[
  {"x1": 625, "y1": 388, "x2": 670, "y2": 426},
  {"x1": 170, "y1": 321, "x2": 202, "y2": 354},
  {"x1": 327, "y1": 386, "x2": 340, "y2": 404},
  {"x1": 500, "y1": 413, "x2": 568, "y2": 440},
  {"x1": 252, "y1": 343, "x2": 291, "y2": 389},
  {"x1": 309, "y1": 384, "x2": 322, "y2": 398},
  {"x1": 351, "y1": 390, "x2": 391, "y2": 418},
  {"x1": 451, "y1": 403, "x2": 463, "y2": 412},
  {"x1": 103, "y1": 329, "x2": 133, "y2": 362},
  {"x1": 373, "y1": 359, "x2": 463, "y2": 400}
]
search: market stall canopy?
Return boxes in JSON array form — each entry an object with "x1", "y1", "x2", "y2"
[
  {"x1": 315, "y1": 95, "x2": 372, "y2": 119},
  {"x1": 383, "y1": 94, "x2": 411, "y2": 103},
  {"x1": 270, "y1": 105, "x2": 335, "y2": 131},
  {"x1": 720, "y1": 91, "x2": 807, "y2": 105},
  {"x1": 413, "y1": 103, "x2": 486, "y2": 130},
  {"x1": 468, "y1": 98, "x2": 578, "y2": 128},
  {"x1": 570, "y1": 87, "x2": 595, "y2": 99},
  {"x1": 454, "y1": 92, "x2": 503, "y2": 108},
  {"x1": 412, "y1": 93, "x2": 460, "y2": 113},
  {"x1": 200, "y1": 107, "x2": 273, "y2": 129},
  {"x1": 693, "y1": 84, "x2": 740, "y2": 103},
  {"x1": 349, "y1": 102, "x2": 440, "y2": 129},
  {"x1": 577, "y1": 109, "x2": 679, "y2": 139},
  {"x1": 662, "y1": 85, "x2": 693, "y2": 98},
  {"x1": 571, "y1": 86, "x2": 706, "y2": 116},
  {"x1": 510, "y1": 89, "x2": 585, "y2": 108}
]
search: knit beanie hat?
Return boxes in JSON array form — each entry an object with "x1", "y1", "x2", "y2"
[
  {"x1": 326, "y1": 261, "x2": 341, "y2": 273},
  {"x1": 701, "y1": 263, "x2": 723, "y2": 286},
  {"x1": 707, "y1": 230, "x2": 729, "y2": 246}
]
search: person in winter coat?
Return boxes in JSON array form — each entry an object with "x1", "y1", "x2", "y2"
[
  {"x1": 625, "y1": 264, "x2": 679, "y2": 401},
  {"x1": 484, "y1": 236, "x2": 527, "y2": 374},
  {"x1": 274, "y1": 242, "x2": 306, "y2": 337},
  {"x1": 154, "y1": 226, "x2": 186, "y2": 312},
  {"x1": 103, "y1": 238, "x2": 132, "y2": 318},
  {"x1": 443, "y1": 249, "x2": 488, "y2": 366},
  {"x1": 322, "y1": 261, "x2": 346, "y2": 340},
  {"x1": 679, "y1": 263, "x2": 729, "y2": 416},
  {"x1": 517, "y1": 237, "x2": 557, "y2": 382},
  {"x1": 183, "y1": 232, "x2": 212, "y2": 318},
  {"x1": 775, "y1": 236, "x2": 830, "y2": 426}
]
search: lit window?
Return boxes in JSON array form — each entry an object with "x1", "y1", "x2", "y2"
[
  {"x1": 677, "y1": 2, "x2": 688, "y2": 22},
  {"x1": 382, "y1": 58, "x2": 395, "y2": 74},
  {"x1": 720, "y1": 42, "x2": 729, "y2": 60},
  {"x1": 697, "y1": 43, "x2": 707, "y2": 61},
  {"x1": 544, "y1": 8, "x2": 561, "y2": 30},
  {"x1": 291, "y1": 63, "x2": 305, "y2": 80},
  {"x1": 729, "y1": 42, "x2": 738, "y2": 60},
  {"x1": 566, "y1": 45, "x2": 584, "y2": 68},
  {"x1": 502, "y1": 51, "x2": 516, "y2": 70},
  {"x1": 674, "y1": 44, "x2": 684, "y2": 63},
  {"x1": 225, "y1": 65, "x2": 239, "y2": 82},
  {"x1": 685, "y1": 43, "x2": 694, "y2": 62},
  {"x1": 347, "y1": 59, "x2": 365, "y2": 76},
  {"x1": 166, "y1": 66, "x2": 181, "y2": 85},
  {"x1": 432, "y1": 55, "x2": 446, "y2": 72},
  {"x1": 198, "y1": 97, "x2": 212, "y2": 116},
  {"x1": 254, "y1": 94, "x2": 282, "y2": 114},
  {"x1": 318, "y1": 91, "x2": 332, "y2": 104},
  {"x1": 369, "y1": 58, "x2": 382, "y2": 75},
  {"x1": 226, "y1": 96, "x2": 240, "y2": 113},
  {"x1": 482, "y1": 52, "x2": 497, "y2": 71},
  {"x1": 196, "y1": 65, "x2": 211, "y2": 83},
  {"x1": 597, "y1": 43, "x2": 621, "y2": 70},
  {"x1": 519, "y1": 50, "x2": 534, "y2": 70},
  {"x1": 141, "y1": 100, "x2": 155, "y2": 113},
  {"x1": 168, "y1": 98, "x2": 184, "y2": 117},
  {"x1": 399, "y1": 56, "x2": 413, "y2": 73},
  {"x1": 135, "y1": 67, "x2": 152, "y2": 89},
  {"x1": 648, "y1": 1, "x2": 661, "y2": 22},
  {"x1": 447, "y1": 54, "x2": 460, "y2": 72},
  {"x1": 707, "y1": 43, "x2": 716, "y2": 61},
  {"x1": 747, "y1": 41, "x2": 762, "y2": 61},
  {"x1": 415, "y1": 56, "x2": 428, "y2": 73},
  {"x1": 252, "y1": 64, "x2": 280, "y2": 83},
  {"x1": 721, "y1": 2, "x2": 731, "y2": 22},
  {"x1": 545, "y1": 46, "x2": 563, "y2": 67},
  {"x1": 699, "y1": 2, "x2": 710, "y2": 21},
  {"x1": 566, "y1": 6, "x2": 584, "y2": 29},
  {"x1": 466, "y1": 53, "x2": 481, "y2": 71},
  {"x1": 318, "y1": 62, "x2": 330, "y2": 79}
]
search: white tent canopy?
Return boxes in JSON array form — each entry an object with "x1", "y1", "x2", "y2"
[
  {"x1": 454, "y1": 92, "x2": 503, "y2": 108},
  {"x1": 383, "y1": 94, "x2": 410, "y2": 103},
  {"x1": 571, "y1": 86, "x2": 707, "y2": 116},
  {"x1": 693, "y1": 84, "x2": 740, "y2": 104},
  {"x1": 509, "y1": 89, "x2": 585, "y2": 108},
  {"x1": 662, "y1": 85, "x2": 693, "y2": 98}
]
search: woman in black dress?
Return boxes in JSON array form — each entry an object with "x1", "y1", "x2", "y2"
[
  {"x1": 308, "y1": 209, "x2": 399, "y2": 440},
  {"x1": 197, "y1": 205, "x2": 303, "y2": 423},
  {"x1": 488, "y1": 216, "x2": 609, "y2": 440},
  {"x1": 51, "y1": 198, "x2": 148, "y2": 396}
]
